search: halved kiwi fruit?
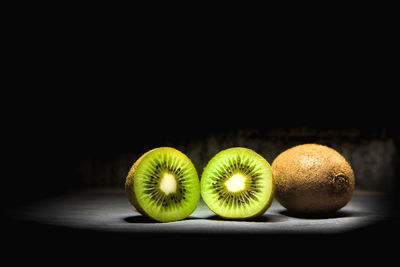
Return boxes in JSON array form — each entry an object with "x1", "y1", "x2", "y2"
[
  {"x1": 201, "y1": 147, "x2": 274, "y2": 219},
  {"x1": 125, "y1": 147, "x2": 200, "y2": 222}
]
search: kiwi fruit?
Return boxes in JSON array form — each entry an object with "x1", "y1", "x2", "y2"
[
  {"x1": 201, "y1": 147, "x2": 274, "y2": 219},
  {"x1": 271, "y1": 144, "x2": 355, "y2": 215},
  {"x1": 125, "y1": 147, "x2": 200, "y2": 222}
]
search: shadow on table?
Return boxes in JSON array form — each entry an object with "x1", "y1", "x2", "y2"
[
  {"x1": 206, "y1": 213, "x2": 287, "y2": 223},
  {"x1": 278, "y1": 209, "x2": 367, "y2": 219},
  {"x1": 122, "y1": 210, "x2": 366, "y2": 223},
  {"x1": 123, "y1": 215, "x2": 157, "y2": 223},
  {"x1": 122, "y1": 213, "x2": 287, "y2": 223},
  {"x1": 123, "y1": 215, "x2": 203, "y2": 224}
]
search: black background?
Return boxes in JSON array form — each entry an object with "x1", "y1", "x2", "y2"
[
  {"x1": 3, "y1": 7, "x2": 399, "y2": 263},
  {"x1": 7, "y1": 32, "x2": 398, "y2": 205}
]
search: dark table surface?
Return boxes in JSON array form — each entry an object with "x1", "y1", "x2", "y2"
[
  {"x1": 7, "y1": 190, "x2": 395, "y2": 234},
  {"x1": 4, "y1": 190, "x2": 400, "y2": 265}
]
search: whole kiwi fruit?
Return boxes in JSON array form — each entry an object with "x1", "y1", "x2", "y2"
[{"x1": 271, "y1": 144, "x2": 355, "y2": 215}]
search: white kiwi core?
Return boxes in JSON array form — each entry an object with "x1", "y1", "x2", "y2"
[
  {"x1": 159, "y1": 173, "x2": 177, "y2": 195},
  {"x1": 225, "y1": 173, "x2": 246, "y2": 192}
]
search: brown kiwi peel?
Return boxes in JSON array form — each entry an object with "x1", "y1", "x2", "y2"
[
  {"x1": 125, "y1": 149, "x2": 155, "y2": 217},
  {"x1": 271, "y1": 144, "x2": 355, "y2": 214}
]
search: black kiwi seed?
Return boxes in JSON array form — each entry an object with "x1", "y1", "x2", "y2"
[
  {"x1": 200, "y1": 148, "x2": 274, "y2": 220},
  {"x1": 144, "y1": 158, "x2": 191, "y2": 209},
  {"x1": 206, "y1": 155, "x2": 267, "y2": 208}
]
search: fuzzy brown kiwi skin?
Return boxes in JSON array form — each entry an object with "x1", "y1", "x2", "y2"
[
  {"x1": 271, "y1": 144, "x2": 355, "y2": 215},
  {"x1": 125, "y1": 149, "x2": 155, "y2": 218}
]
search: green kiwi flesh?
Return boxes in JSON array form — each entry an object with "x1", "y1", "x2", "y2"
[
  {"x1": 125, "y1": 147, "x2": 200, "y2": 222},
  {"x1": 271, "y1": 144, "x2": 355, "y2": 215},
  {"x1": 201, "y1": 147, "x2": 274, "y2": 219}
]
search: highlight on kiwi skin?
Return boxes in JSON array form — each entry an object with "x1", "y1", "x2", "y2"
[
  {"x1": 271, "y1": 143, "x2": 355, "y2": 215},
  {"x1": 125, "y1": 147, "x2": 200, "y2": 222},
  {"x1": 201, "y1": 147, "x2": 274, "y2": 219}
]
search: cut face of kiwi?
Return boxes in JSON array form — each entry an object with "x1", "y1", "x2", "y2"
[
  {"x1": 125, "y1": 147, "x2": 200, "y2": 222},
  {"x1": 201, "y1": 147, "x2": 274, "y2": 219}
]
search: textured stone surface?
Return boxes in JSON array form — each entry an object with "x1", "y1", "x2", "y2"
[
  {"x1": 10, "y1": 190, "x2": 392, "y2": 234},
  {"x1": 78, "y1": 128, "x2": 397, "y2": 192}
]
